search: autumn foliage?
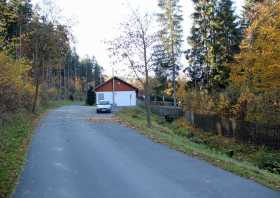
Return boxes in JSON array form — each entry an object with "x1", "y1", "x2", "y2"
[
  {"x1": 231, "y1": 0, "x2": 280, "y2": 92},
  {"x1": 0, "y1": 52, "x2": 34, "y2": 118},
  {"x1": 184, "y1": 0, "x2": 280, "y2": 124}
]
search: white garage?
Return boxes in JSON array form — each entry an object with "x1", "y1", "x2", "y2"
[{"x1": 95, "y1": 77, "x2": 138, "y2": 107}]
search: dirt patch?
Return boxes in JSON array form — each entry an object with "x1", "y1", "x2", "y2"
[{"x1": 88, "y1": 116, "x2": 121, "y2": 123}]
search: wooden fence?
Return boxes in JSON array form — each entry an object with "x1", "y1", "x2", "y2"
[
  {"x1": 150, "y1": 105, "x2": 184, "y2": 119},
  {"x1": 137, "y1": 99, "x2": 183, "y2": 119},
  {"x1": 185, "y1": 111, "x2": 280, "y2": 149},
  {"x1": 137, "y1": 99, "x2": 280, "y2": 148}
]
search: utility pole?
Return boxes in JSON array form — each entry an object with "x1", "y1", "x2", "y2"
[{"x1": 112, "y1": 66, "x2": 115, "y2": 106}]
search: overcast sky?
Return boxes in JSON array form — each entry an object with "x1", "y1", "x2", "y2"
[{"x1": 33, "y1": 0, "x2": 244, "y2": 78}]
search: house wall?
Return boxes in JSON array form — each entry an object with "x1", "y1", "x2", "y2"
[{"x1": 96, "y1": 91, "x2": 136, "y2": 106}]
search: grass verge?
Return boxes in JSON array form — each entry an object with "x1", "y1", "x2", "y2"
[
  {"x1": 0, "y1": 100, "x2": 79, "y2": 198},
  {"x1": 116, "y1": 107, "x2": 280, "y2": 191}
]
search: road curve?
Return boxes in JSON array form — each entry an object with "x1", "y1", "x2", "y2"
[{"x1": 13, "y1": 105, "x2": 280, "y2": 198}]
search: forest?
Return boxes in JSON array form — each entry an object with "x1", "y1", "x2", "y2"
[
  {"x1": 108, "y1": 0, "x2": 280, "y2": 128},
  {"x1": 0, "y1": 0, "x2": 103, "y2": 122},
  {"x1": 1, "y1": 0, "x2": 279, "y2": 125},
  {"x1": 146, "y1": 0, "x2": 280, "y2": 125},
  {"x1": 181, "y1": 0, "x2": 280, "y2": 125}
]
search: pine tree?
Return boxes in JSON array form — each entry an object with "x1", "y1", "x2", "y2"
[
  {"x1": 209, "y1": 0, "x2": 241, "y2": 89},
  {"x1": 187, "y1": 0, "x2": 241, "y2": 90},
  {"x1": 5, "y1": 0, "x2": 33, "y2": 58},
  {"x1": 152, "y1": 43, "x2": 169, "y2": 96},
  {"x1": 157, "y1": 0, "x2": 183, "y2": 105},
  {"x1": 187, "y1": 0, "x2": 215, "y2": 88}
]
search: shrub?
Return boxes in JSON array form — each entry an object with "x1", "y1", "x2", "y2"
[
  {"x1": 47, "y1": 87, "x2": 59, "y2": 100},
  {"x1": 216, "y1": 93, "x2": 231, "y2": 117},
  {"x1": 174, "y1": 127, "x2": 188, "y2": 137},
  {"x1": 86, "y1": 86, "x2": 96, "y2": 106},
  {"x1": 0, "y1": 53, "x2": 33, "y2": 117},
  {"x1": 188, "y1": 136, "x2": 205, "y2": 144},
  {"x1": 184, "y1": 89, "x2": 216, "y2": 114},
  {"x1": 246, "y1": 91, "x2": 280, "y2": 124},
  {"x1": 157, "y1": 117, "x2": 166, "y2": 125},
  {"x1": 254, "y1": 150, "x2": 280, "y2": 174}
]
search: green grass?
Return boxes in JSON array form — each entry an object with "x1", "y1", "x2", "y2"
[
  {"x1": 116, "y1": 107, "x2": 280, "y2": 191},
  {"x1": 0, "y1": 100, "x2": 79, "y2": 198}
]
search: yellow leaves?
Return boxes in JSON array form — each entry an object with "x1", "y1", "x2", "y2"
[
  {"x1": 0, "y1": 52, "x2": 31, "y2": 88},
  {"x1": 0, "y1": 52, "x2": 34, "y2": 111},
  {"x1": 184, "y1": 89, "x2": 216, "y2": 114},
  {"x1": 177, "y1": 78, "x2": 188, "y2": 103},
  {"x1": 47, "y1": 88, "x2": 58, "y2": 99},
  {"x1": 230, "y1": 0, "x2": 280, "y2": 93},
  {"x1": 215, "y1": 93, "x2": 231, "y2": 116}
]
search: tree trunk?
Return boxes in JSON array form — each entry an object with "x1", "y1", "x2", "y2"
[
  {"x1": 74, "y1": 65, "x2": 77, "y2": 91},
  {"x1": 143, "y1": 36, "x2": 152, "y2": 128},
  {"x1": 172, "y1": 63, "x2": 176, "y2": 106},
  {"x1": 144, "y1": 84, "x2": 152, "y2": 128},
  {"x1": 59, "y1": 63, "x2": 62, "y2": 99},
  {"x1": 171, "y1": 33, "x2": 176, "y2": 106},
  {"x1": 64, "y1": 67, "x2": 66, "y2": 99},
  {"x1": 32, "y1": 77, "x2": 40, "y2": 113},
  {"x1": 67, "y1": 63, "x2": 70, "y2": 97}
]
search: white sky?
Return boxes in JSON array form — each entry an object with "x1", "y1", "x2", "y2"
[{"x1": 32, "y1": 0, "x2": 244, "y2": 78}]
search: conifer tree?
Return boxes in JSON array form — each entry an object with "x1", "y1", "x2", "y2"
[
  {"x1": 157, "y1": 0, "x2": 183, "y2": 105},
  {"x1": 152, "y1": 43, "x2": 169, "y2": 96},
  {"x1": 187, "y1": 0, "x2": 215, "y2": 88},
  {"x1": 209, "y1": 0, "x2": 241, "y2": 89},
  {"x1": 187, "y1": 0, "x2": 241, "y2": 90}
]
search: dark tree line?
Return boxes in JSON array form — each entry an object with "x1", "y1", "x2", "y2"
[{"x1": 0, "y1": 0, "x2": 104, "y2": 113}]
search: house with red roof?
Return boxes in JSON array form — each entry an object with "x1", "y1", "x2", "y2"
[{"x1": 95, "y1": 77, "x2": 138, "y2": 106}]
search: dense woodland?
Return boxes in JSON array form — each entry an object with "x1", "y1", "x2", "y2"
[
  {"x1": 110, "y1": 0, "x2": 280, "y2": 126},
  {"x1": 149, "y1": 0, "x2": 280, "y2": 125},
  {"x1": 183, "y1": 0, "x2": 280, "y2": 124},
  {"x1": 0, "y1": 0, "x2": 103, "y2": 120},
  {"x1": 0, "y1": 0, "x2": 279, "y2": 126}
]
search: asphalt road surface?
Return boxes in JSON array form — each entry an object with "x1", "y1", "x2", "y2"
[{"x1": 13, "y1": 105, "x2": 280, "y2": 198}]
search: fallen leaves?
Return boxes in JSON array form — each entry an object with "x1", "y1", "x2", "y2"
[{"x1": 88, "y1": 116, "x2": 121, "y2": 123}]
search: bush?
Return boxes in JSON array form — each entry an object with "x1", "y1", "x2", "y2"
[
  {"x1": 0, "y1": 53, "x2": 33, "y2": 118},
  {"x1": 157, "y1": 117, "x2": 166, "y2": 125},
  {"x1": 184, "y1": 89, "x2": 216, "y2": 114},
  {"x1": 20, "y1": 83, "x2": 35, "y2": 111},
  {"x1": 255, "y1": 151, "x2": 280, "y2": 174},
  {"x1": 183, "y1": 87, "x2": 280, "y2": 125},
  {"x1": 174, "y1": 127, "x2": 188, "y2": 137},
  {"x1": 188, "y1": 136, "x2": 205, "y2": 144},
  {"x1": 47, "y1": 87, "x2": 59, "y2": 100},
  {"x1": 246, "y1": 91, "x2": 280, "y2": 124},
  {"x1": 86, "y1": 86, "x2": 96, "y2": 106}
]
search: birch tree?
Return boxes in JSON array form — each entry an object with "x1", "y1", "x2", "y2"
[{"x1": 108, "y1": 10, "x2": 157, "y2": 128}]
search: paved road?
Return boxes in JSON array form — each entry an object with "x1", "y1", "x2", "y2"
[{"x1": 14, "y1": 105, "x2": 280, "y2": 198}]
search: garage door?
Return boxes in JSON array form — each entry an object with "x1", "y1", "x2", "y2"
[{"x1": 114, "y1": 91, "x2": 136, "y2": 106}]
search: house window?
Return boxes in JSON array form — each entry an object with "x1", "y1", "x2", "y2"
[{"x1": 98, "y1": 93, "x2": 104, "y2": 102}]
